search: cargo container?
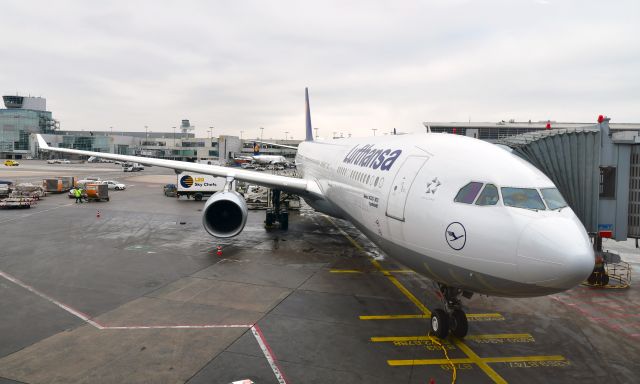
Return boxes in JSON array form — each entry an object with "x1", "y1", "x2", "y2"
[
  {"x1": 42, "y1": 176, "x2": 75, "y2": 193},
  {"x1": 85, "y1": 183, "x2": 109, "y2": 202}
]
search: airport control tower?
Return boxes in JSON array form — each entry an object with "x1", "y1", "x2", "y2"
[{"x1": 180, "y1": 119, "x2": 195, "y2": 135}]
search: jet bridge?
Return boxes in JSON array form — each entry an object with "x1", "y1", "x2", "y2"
[{"x1": 498, "y1": 117, "x2": 640, "y2": 242}]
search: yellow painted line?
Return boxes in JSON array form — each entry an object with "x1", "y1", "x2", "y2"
[
  {"x1": 359, "y1": 313, "x2": 502, "y2": 321},
  {"x1": 330, "y1": 269, "x2": 413, "y2": 274},
  {"x1": 467, "y1": 313, "x2": 505, "y2": 319},
  {"x1": 466, "y1": 333, "x2": 532, "y2": 341},
  {"x1": 481, "y1": 355, "x2": 566, "y2": 363},
  {"x1": 325, "y1": 216, "x2": 430, "y2": 315},
  {"x1": 388, "y1": 355, "x2": 565, "y2": 366},
  {"x1": 388, "y1": 358, "x2": 473, "y2": 366},
  {"x1": 372, "y1": 333, "x2": 532, "y2": 343},
  {"x1": 386, "y1": 275, "x2": 431, "y2": 316},
  {"x1": 371, "y1": 335, "x2": 437, "y2": 342},
  {"x1": 453, "y1": 338, "x2": 507, "y2": 384},
  {"x1": 359, "y1": 314, "x2": 427, "y2": 320}
]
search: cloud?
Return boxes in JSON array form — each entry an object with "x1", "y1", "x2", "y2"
[{"x1": 0, "y1": 0, "x2": 637, "y2": 139}]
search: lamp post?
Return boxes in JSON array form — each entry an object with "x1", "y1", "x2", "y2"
[
  {"x1": 260, "y1": 127, "x2": 264, "y2": 142},
  {"x1": 172, "y1": 126, "x2": 176, "y2": 143},
  {"x1": 314, "y1": 127, "x2": 318, "y2": 139},
  {"x1": 209, "y1": 126, "x2": 214, "y2": 146},
  {"x1": 240, "y1": 130, "x2": 244, "y2": 140},
  {"x1": 284, "y1": 131, "x2": 289, "y2": 141},
  {"x1": 110, "y1": 126, "x2": 113, "y2": 135},
  {"x1": 145, "y1": 126, "x2": 148, "y2": 141},
  {"x1": 372, "y1": 128, "x2": 377, "y2": 136}
]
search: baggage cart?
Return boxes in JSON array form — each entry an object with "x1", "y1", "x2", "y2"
[{"x1": 85, "y1": 183, "x2": 109, "y2": 202}]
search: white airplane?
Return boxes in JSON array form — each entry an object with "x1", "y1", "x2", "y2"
[
  {"x1": 236, "y1": 142, "x2": 292, "y2": 165},
  {"x1": 35, "y1": 88, "x2": 594, "y2": 338}
]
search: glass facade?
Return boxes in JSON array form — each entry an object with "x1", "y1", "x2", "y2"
[
  {"x1": 58, "y1": 135, "x2": 111, "y2": 152},
  {"x1": 0, "y1": 107, "x2": 57, "y2": 157}
]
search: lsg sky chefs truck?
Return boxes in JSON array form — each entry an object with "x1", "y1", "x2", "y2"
[{"x1": 176, "y1": 172, "x2": 226, "y2": 201}]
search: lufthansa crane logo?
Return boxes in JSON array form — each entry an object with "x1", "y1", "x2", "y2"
[
  {"x1": 445, "y1": 222, "x2": 466, "y2": 251},
  {"x1": 180, "y1": 175, "x2": 194, "y2": 188}
]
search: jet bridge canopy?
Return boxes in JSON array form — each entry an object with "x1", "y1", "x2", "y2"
[{"x1": 498, "y1": 118, "x2": 640, "y2": 241}]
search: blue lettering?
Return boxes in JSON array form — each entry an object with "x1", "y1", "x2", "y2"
[
  {"x1": 380, "y1": 150, "x2": 402, "y2": 171},
  {"x1": 372, "y1": 149, "x2": 390, "y2": 169},
  {"x1": 342, "y1": 144, "x2": 402, "y2": 171}
]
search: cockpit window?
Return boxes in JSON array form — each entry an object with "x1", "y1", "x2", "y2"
[
  {"x1": 454, "y1": 182, "x2": 483, "y2": 204},
  {"x1": 541, "y1": 188, "x2": 568, "y2": 210},
  {"x1": 475, "y1": 184, "x2": 499, "y2": 206},
  {"x1": 501, "y1": 187, "x2": 546, "y2": 210}
]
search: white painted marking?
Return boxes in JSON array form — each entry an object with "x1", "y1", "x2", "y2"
[
  {"x1": 0, "y1": 269, "x2": 252, "y2": 331},
  {"x1": 101, "y1": 324, "x2": 252, "y2": 330},
  {"x1": 0, "y1": 203, "x2": 74, "y2": 225},
  {"x1": 251, "y1": 325, "x2": 288, "y2": 384}
]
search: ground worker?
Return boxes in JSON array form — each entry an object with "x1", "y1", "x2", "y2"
[{"x1": 74, "y1": 187, "x2": 83, "y2": 203}]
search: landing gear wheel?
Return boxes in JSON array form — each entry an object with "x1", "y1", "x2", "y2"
[
  {"x1": 430, "y1": 309, "x2": 449, "y2": 338},
  {"x1": 450, "y1": 309, "x2": 468, "y2": 338}
]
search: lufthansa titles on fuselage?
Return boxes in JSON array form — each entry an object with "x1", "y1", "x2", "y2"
[{"x1": 343, "y1": 144, "x2": 402, "y2": 171}]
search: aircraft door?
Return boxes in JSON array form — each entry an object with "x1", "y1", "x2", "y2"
[{"x1": 385, "y1": 156, "x2": 429, "y2": 221}]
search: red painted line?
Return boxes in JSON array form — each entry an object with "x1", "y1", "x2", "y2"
[{"x1": 251, "y1": 325, "x2": 288, "y2": 384}]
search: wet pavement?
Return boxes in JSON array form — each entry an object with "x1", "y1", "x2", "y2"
[{"x1": 0, "y1": 162, "x2": 638, "y2": 383}]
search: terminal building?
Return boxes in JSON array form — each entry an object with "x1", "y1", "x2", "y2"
[{"x1": 0, "y1": 96, "x2": 59, "y2": 159}]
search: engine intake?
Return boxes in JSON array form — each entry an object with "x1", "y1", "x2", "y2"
[{"x1": 202, "y1": 190, "x2": 248, "y2": 238}]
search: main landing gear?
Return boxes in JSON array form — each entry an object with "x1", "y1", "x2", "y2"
[
  {"x1": 265, "y1": 189, "x2": 289, "y2": 230},
  {"x1": 430, "y1": 284, "x2": 472, "y2": 339}
]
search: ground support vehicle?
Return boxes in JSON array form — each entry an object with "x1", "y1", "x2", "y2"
[
  {"x1": 43, "y1": 176, "x2": 75, "y2": 193},
  {"x1": 3, "y1": 160, "x2": 19, "y2": 166},
  {"x1": 0, "y1": 181, "x2": 12, "y2": 198},
  {"x1": 163, "y1": 184, "x2": 177, "y2": 197},
  {"x1": 176, "y1": 173, "x2": 226, "y2": 201},
  {"x1": 0, "y1": 197, "x2": 35, "y2": 209},
  {"x1": 123, "y1": 163, "x2": 144, "y2": 172},
  {"x1": 85, "y1": 183, "x2": 109, "y2": 202},
  {"x1": 13, "y1": 183, "x2": 46, "y2": 199}
]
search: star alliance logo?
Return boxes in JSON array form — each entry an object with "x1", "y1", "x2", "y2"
[{"x1": 426, "y1": 177, "x2": 441, "y2": 195}]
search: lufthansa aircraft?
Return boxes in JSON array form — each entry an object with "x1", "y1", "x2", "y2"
[{"x1": 35, "y1": 89, "x2": 594, "y2": 338}]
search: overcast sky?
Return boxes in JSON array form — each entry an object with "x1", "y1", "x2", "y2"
[{"x1": 0, "y1": 1, "x2": 638, "y2": 139}]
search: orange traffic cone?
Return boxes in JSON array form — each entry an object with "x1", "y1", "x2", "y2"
[
  {"x1": 96, "y1": 210, "x2": 101, "y2": 218},
  {"x1": 216, "y1": 246, "x2": 223, "y2": 257}
]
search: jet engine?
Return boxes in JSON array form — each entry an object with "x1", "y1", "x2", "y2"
[{"x1": 202, "y1": 190, "x2": 248, "y2": 238}]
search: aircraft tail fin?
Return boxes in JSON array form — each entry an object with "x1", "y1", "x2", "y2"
[
  {"x1": 305, "y1": 87, "x2": 313, "y2": 141},
  {"x1": 252, "y1": 142, "x2": 260, "y2": 155}
]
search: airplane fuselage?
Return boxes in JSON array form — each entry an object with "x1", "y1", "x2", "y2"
[{"x1": 295, "y1": 133, "x2": 594, "y2": 297}]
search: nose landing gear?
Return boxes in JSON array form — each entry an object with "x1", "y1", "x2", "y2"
[{"x1": 430, "y1": 284, "x2": 471, "y2": 338}]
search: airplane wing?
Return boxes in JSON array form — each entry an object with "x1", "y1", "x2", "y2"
[{"x1": 36, "y1": 134, "x2": 322, "y2": 198}]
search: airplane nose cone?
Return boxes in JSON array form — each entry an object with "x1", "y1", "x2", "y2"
[{"x1": 517, "y1": 217, "x2": 594, "y2": 291}]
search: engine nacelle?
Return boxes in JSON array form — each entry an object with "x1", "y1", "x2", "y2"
[{"x1": 202, "y1": 190, "x2": 248, "y2": 238}]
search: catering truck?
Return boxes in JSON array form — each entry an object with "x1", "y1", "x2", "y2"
[{"x1": 176, "y1": 172, "x2": 226, "y2": 201}]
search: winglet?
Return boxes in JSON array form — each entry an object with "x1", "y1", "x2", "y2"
[
  {"x1": 305, "y1": 87, "x2": 313, "y2": 141},
  {"x1": 36, "y1": 134, "x2": 50, "y2": 150}
]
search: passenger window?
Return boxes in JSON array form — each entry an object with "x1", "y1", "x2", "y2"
[
  {"x1": 501, "y1": 187, "x2": 546, "y2": 210},
  {"x1": 454, "y1": 182, "x2": 483, "y2": 204},
  {"x1": 475, "y1": 184, "x2": 499, "y2": 206}
]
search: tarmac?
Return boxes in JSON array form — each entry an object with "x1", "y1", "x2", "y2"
[{"x1": 0, "y1": 161, "x2": 638, "y2": 384}]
